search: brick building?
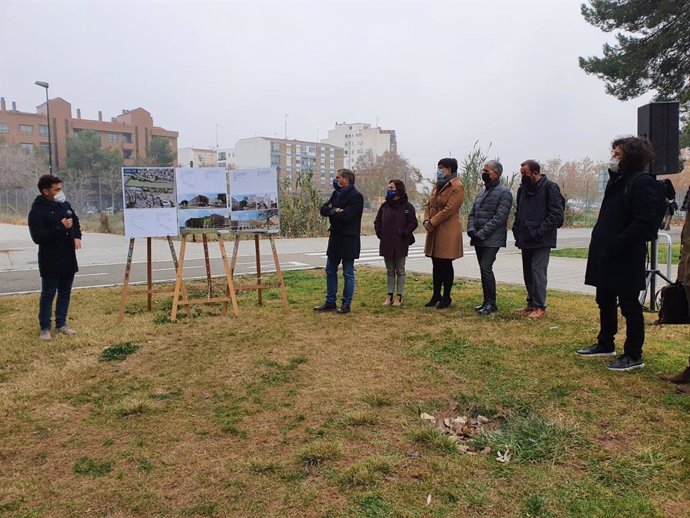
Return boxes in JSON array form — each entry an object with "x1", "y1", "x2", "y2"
[{"x1": 0, "y1": 96, "x2": 178, "y2": 169}]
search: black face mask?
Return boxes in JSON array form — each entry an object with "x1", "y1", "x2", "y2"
[
  {"x1": 481, "y1": 172, "x2": 491, "y2": 183},
  {"x1": 521, "y1": 175, "x2": 533, "y2": 187}
]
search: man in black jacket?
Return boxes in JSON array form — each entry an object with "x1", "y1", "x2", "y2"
[
  {"x1": 313, "y1": 168, "x2": 364, "y2": 314},
  {"x1": 576, "y1": 137, "x2": 658, "y2": 372},
  {"x1": 512, "y1": 160, "x2": 565, "y2": 319},
  {"x1": 28, "y1": 175, "x2": 82, "y2": 340}
]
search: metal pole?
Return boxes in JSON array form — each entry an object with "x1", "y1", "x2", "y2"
[
  {"x1": 35, "y1": 81, "x2": 52, "y2": 174},
  {"x1": 649, "y1": 240, "x2": 658, "y2": 311},
  {"x1": 45, "y1": 87, "x2": 52, "y2": 174}
]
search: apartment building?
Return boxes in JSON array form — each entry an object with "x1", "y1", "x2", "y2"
[
  {"x1": 321, "y1": 122, "x2": 397, "y2": 169},
  {"x1": 228, "y1": 137, "x2": 344, "y2": 191},
  {"x1": 0, "y1": 96, "x2": 178, "y2": 168},
  {"x1": 178, "y1": 147, "x2": 217, "y2": 168}
]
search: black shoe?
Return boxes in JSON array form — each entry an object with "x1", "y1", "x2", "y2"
[
  {"x1": 436, "y1": 297, "x2": 452, "y2": 309},
  {"x1": 313, "y1": 302, "x2": 337, "y2": 312},
  {"x1": 477, "y1": 304, "x2": 497, "y2": 316},
  {"x1": 608, "y1": 354, "x2": 645, "y2": 372},
  {"x1": 424, "y1": 296, "x2": 441, "y2": 308},
  {"x1": 575, "y1": 343, "x2": 616, "y2": 357},
  {"x1": 336, "y1": 303, "x2": 351, "y2": 314},
  {"x1": 474, "y1": 302, "x2": 487, "y2": 311}
]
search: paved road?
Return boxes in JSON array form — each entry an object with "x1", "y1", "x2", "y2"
[{"x1": 0, "y1": 223, "x2": 680, "y2": 296}]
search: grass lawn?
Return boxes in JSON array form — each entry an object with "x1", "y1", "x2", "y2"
[
  {"x1": 553, "y1": 243, "x2": 682, "y2": 265},
  {"x1": 1, "y1": 268, "x2": 689, "y2": 517}
]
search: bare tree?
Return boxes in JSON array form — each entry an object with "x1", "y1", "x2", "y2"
[
  {"x1": 354, "y1": 150, "x2": 422, "y2": 207},
  {"x1": 0, "y1": 142, "x2": 46, "y2": 190},
  {"x1": 0, "y1": 142, "x2": 48, "y2": 215}
]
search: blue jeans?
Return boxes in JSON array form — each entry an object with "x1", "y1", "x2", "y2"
[
  {"x1": 39, "y1": 274, "x2": 75, "y2": 330},
  {"x1": 326, "y1": 257, "x2": 355, "y2": 305}
]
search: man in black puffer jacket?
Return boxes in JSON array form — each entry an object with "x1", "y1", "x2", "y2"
[
  {"x1": 467, "y1": 160, "x2": 513, "y2": 315},
  {"x1": 28, "y1": 175, "x2": 82, "y2": 341},
  {"x1": 576, "y1": 137, "x2": 658, "y2": 372}
]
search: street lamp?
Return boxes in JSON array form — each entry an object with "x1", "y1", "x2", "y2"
[{"x1": 34, "y1": 81, "x2": 52, "y2": 174}]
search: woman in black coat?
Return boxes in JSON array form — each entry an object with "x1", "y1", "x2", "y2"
[{"x1": 374, "y1": 180, "x2": 418, "y2": 306}]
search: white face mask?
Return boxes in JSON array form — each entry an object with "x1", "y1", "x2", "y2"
[
  {"x1": 53, "y1": 190, "x2": 66, "y2": 203},
  {"x1": 609, "y1": 158, "x2": 620, "y2": 173}
]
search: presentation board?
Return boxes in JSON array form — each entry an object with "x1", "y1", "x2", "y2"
[
  {"x1": 175, "y1": 167, "x2": 229, "y2": 231},
  {"x1": 230, "y1": 167, "x2": 280, "y2": 232},
  {"x1": 122, "y1": 167, "x2": 178, "y2": 238},
  {"x1": 121, "y1": 166, "x2": 280, "y2": 237}
]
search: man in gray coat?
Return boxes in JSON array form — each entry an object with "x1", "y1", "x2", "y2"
[{"x1": 467, "y1": 160, "x2": 513, "y2": 315}]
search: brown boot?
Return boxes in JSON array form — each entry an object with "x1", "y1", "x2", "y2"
[
  {"x1": 514, "y1": 305, "x2": 535, "y2": 314},
  {"x1": 659, "y1": 357, "x2": 690, "y2": 384},
  {"x1": 676, "y1": 384, "x2": 690, "y2": 394}
]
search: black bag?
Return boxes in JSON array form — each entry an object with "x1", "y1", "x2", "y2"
[
  {"x1": 656, "y1": 283, "x2": 690, "y2": 324},
  {"x1": 408, "y1": 233, "x2": 416, "y2": 246}
]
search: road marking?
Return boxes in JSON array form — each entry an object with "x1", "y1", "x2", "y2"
[
  {"x1": 0, "y1": 262, "x2": 315, "y2": 296},
  {"x1": 152, "y1": 265, "x2": 205, "y2": 272},
  {"x1": 75, "y1": 272, "x2": 108, "y2": 277}
]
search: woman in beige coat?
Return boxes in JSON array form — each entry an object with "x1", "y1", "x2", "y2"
[{"x1": 423, "y1": 158, "x2": 464, "y2": 308}]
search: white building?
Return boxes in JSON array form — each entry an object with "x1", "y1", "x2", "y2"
[
  {"x1": 321, "y1": 122, "x2": 397, "y2": 169},
  {"x1": 217, "y1": 148, "x2": 236, "y2": 170},
  {"x1": 178, "y1": 147, "x2": 217, "y2": 168},
  {"x1": 226, "y1": 137, "x2": 344, "y2": 192}
]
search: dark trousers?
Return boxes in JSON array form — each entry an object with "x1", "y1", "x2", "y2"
[
  {"x1": 39, "y1": 274, "x2": 75, "y2": 330},
  {"x1": 475, "y1": 246, "x2": 499, "y2": 306},
  {"x1": 596, "y1": 287, "x2": 644, "y2": 359},
  {"x1": 431, "y1": 257, "x2": 454, "y2": 300},
  {"x1": 521, "y1": 247, "x2": 550, "y2": 309}
]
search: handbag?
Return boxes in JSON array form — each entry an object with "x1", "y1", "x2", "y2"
[
  {"x1": 656, "y1": 283, "x2": 690, "y2": 324},
  {"x1": 408, "y1": 233, "x2": 416, "y2": 246}
]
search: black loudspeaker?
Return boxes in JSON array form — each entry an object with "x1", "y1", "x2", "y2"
[{"x1": 637, "y1": 102, "x2": 680, "y2": 175}]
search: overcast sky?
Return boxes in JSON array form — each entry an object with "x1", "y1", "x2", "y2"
[{"x1": 1, "y1": 0, "x2": 654, "y2": 179}]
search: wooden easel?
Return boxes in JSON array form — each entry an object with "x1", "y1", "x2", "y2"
[
  {"x1": 230, "y1": 230, "x2": 289, "y2": 313},
  {"x1": 117, "y1": 236, "x2": 190, "y2": 322},
  {"x1": 170, "y1": 230, "x2": 239, "y2": 321}
]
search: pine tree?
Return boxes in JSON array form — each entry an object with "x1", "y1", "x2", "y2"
[{"x1": 579, "y1": 0, "x2": 690, "y2": 103}]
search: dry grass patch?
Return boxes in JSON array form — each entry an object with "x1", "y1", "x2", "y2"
[
  {"x1": 297, "y1": 439, "x2": 343, "y2": 467},
  {"x1": 112, "y1": 395, "x2": 155, "y2": 418},
  {"x1": 339, "y1": 456, "x2": 393, "y2": 488},
  {"x1": 345, "y1": 410, "x2": 379, "y2": 427},
  {"x1": 0, "y1": 267, "x2": 689, "y2": 517}
]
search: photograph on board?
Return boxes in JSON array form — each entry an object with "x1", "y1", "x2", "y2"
[
  {"x1": 178, "y1": 208, "x2": 231, "y2": 230},
  {"x1": 123, "y1": 167, "x2": 175, "y2": 209},
  {"x1": 231, "y1": 194, "x2": 257, "y2": 211},
  {"x1": 178, "y1": 192, "x2": 227, "y2": 209}
]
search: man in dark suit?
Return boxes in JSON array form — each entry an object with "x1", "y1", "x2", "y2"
[
  {"x1": 28, "y1": 175, "x2": 82, "y2": 340},
  {"x1": 314, "y1": 168, "x2": 364, "y2": 314}
]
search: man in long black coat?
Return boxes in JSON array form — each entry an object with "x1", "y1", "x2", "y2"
[
  {"x1": 28, "y1": 175, "x2": 82, "y2": 340},
  {"x1": 313, "y1": 168, "x2": 364, "y2": 314},
  {"x1": 577, "y1": 137, "x2": 659, "y2": 371}
]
